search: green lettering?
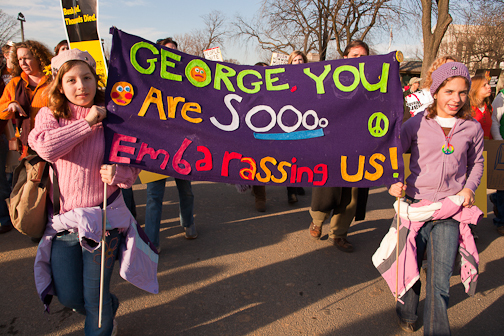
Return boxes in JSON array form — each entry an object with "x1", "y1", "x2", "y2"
[
  {"x1": 185, "y1": 59, "x2": 212, "y2": 87},
  {"x1": 333, "y1": 65, "x2": 359, "y2": 92},
  {"x1": 265, "y1": 68, "x2": 289, "y2": 91},
  {"x1": 237, "y1": 70, "x2": 262, "y2": 94},
  {"x1": 304, "y1": 65, "x2": 331, "y2": 94},
  {"x1": 160, "y1": 48, "x2": 182, "y2": 81},
  {"x1": 130, "y1": 42, "x2": 158, "y2": 75},
  {"x1": 214, "y1": 63, "x2": 236, "y2": 92},
  {"x1": 359, "y1": 63, "x2": 389, "y2": 93}
]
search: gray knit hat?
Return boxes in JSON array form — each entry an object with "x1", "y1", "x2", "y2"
[{"x1": 430, "y1": 62, "x2": 471, "y2": 96}]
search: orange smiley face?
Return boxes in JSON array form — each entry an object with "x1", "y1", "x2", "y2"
[
  {"x1": 190, "y1": 66, "x2": 207, "y2": 82},
  {"x1": 110, "y1": 81, "x2": 134, "y2": 106}
]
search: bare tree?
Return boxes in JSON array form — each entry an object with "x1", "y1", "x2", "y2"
[
  {"x1": 174, "y1": 32, "x2": 203, "y2": 56},
  {"x1": 0, "y1": 10, "x2": 20, "y2": 46},
  {"x1": 175, "y1": 11, "x2": 227, "y2": 58},
  {"x1": 199, "y1": 11, "x2": 227, "y2": 51},
  {"x1": 438, "y1": 1, "x2": 504, "y2": 72},
  {"x1": 232, "y1": 0, "x2": 402, "y2": 61},
  {"x1": 419, "y1": 0, "x2": 452, "y2": 78}
]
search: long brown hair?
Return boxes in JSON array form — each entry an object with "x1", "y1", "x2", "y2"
[
  {"x1": 46, "y1": 60, "x2": 104, "y2": 120},
  {"x1": 426, "y1": 76, "x2": 472, "y2": 120},
  {"x1": 10, "y1": 40, "x2": 53, "y2": 77},
  {"x1": 469, "y1": 75, "x2": 491, "y2": 109}
]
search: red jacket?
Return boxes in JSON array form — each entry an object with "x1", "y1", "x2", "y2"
[{"x1": 471, "y1": 104, "x2": 493, "y2": 139}]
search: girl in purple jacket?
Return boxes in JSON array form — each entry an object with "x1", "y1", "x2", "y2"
[{"x1": 389, "y1": 62, "x2": 484, "y2": 335}]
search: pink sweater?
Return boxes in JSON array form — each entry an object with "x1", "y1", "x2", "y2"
[{"x1": 28, "y1": 104, "x2": 140, "y2": 214}]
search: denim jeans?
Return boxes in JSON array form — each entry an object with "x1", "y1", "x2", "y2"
[
  {"x1": 144, "y1": 178, "x2": 194, "y2": 247},
  {"x1": 51, "y1": 230, "x2": 122, "y2": 336},
  {"x1": 396, "y1": 218, "x2": 459, "y2": 336},
  {"x1": 490, "y1": 191, "x2": 504, "y2": 227},
  {"x1": 0, "y1": 134, "x2": 12, "y2": 227}
]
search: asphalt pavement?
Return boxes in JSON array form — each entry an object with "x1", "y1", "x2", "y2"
[{"x1": 1, "y1": 179, "x2": 503, "y2": 335}]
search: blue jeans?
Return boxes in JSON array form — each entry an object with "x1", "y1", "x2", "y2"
[
  {"x1": 490, "y1": 191, "x2": 504, "y2": 227},
  {"x1": 396, "y1": 218, "x2": 459, "y2": 336},
  {"x1": 51, "y1": 230, "x2": 122, "y2": 336},
  {"x1": 0, "y1": 134, "x2": 12, "y2": 227},
  {"x1": 144, "y1": 178, "x2": 194, "y2": 247}
]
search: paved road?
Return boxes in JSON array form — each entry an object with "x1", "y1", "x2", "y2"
[{"x1": 1, "y1": 180, "x2": 503, "y2": 335}]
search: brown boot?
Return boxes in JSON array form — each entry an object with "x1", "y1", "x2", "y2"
[
  {"x1": 309, "y1": 222, "x2": 321, "y2": 238},
  {"x1": 330, "y1": 237, "x2": 354, "y2": 253},
  {"x1": 253, "y1": 186, "x2": 266, "y2": 212}
]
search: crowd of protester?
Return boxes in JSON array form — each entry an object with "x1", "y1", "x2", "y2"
[{"x1": 0, "y1": 36, "x2": 501, "y2": 336}]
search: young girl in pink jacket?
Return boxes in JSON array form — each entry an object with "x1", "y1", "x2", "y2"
[
  {"x1": 28, "y1": 49, "x2": 145, "y2": 336},
  {"x1": 389, "y1": 62, "x2": 484, "y2": 335}
]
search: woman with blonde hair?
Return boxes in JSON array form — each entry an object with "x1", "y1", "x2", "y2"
[
  {"x1": 288, "y1": 50, "x2": 307, "y2": 65},
  {"x1": 469, "y1": 74, "x2": 493, "y2": 139}
]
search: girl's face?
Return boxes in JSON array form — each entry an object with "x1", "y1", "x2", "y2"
[
  {"x1": 477, "y1": 79, "x2": 492, "y2": 100},
  {"x1": 434, "y1": 77, "x2": 468, "y2": 118},
  {"x1": 60, "y1": 62, "x2": 97, "y2": 108},
  {"x1": 17, "y1": 48, "x2": 41, "y2": 76},
  {"x1": 291, "y1": 54, "x2": 304, "y2": 64}
]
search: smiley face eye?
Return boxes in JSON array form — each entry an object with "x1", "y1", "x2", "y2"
[
  {"x1": 195, "y1": 68, "x2": 200, "y2": 73},
  {"x1": 200, "y1": 69, "x2": 205, "y2": 75},
  {"x1": 116, "y1": 86, "x2": 124, "y2": 92},
  {"x1": 124, "y1": 86, "x2": 131, "y2": 92}
]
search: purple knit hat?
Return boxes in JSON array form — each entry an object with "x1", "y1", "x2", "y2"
[{"x1": 430, "y1": 62, "x2": 471, "y2": 96}]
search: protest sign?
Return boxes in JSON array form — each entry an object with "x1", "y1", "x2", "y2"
[
  {"x1": 203, "y1": 47, "x2": 223, "y2": 62},
  {"x1": 103, "y1": 28, "x2": 404, "y2": 188},
  {"x1": 60, "y1": 0, "x2": 108, "y2": 84},
  {"x1": 405, "y1": 89, "x2": 432, "y2": 116},
  {"x1": 270, "y1": 52, "x2": 289, "y2": 66},
  {"x1": 475, "y1": 69, "x2": 502, "y2": 88},
  {"x1": 485, "y1": 140, "x2": 504, "y2": 189}
]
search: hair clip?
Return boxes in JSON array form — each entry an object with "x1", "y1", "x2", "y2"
[{"x1": 43, "y1": 65, "x2": 52, "y2": 77}]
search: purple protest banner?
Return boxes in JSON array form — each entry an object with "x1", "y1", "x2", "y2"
[{"x1": 104, "y1": 28, "x2": 404, "y2": 188}]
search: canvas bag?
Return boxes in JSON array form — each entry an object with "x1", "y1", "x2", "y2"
[{"x1": 7, "y1": 155, "x2": 59, "y2": 238}]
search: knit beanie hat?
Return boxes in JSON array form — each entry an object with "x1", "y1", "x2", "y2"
[
  {"x1": 51, "y1": 49, "x2": 96, "y2": 78},
  {"x1": 430, "y1": 62, "x2": 471, "y2": 96}
]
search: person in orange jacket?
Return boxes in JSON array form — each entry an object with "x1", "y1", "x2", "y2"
[{"x1": 0, "y1": 40, "x2": 52, "y2": 158}]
